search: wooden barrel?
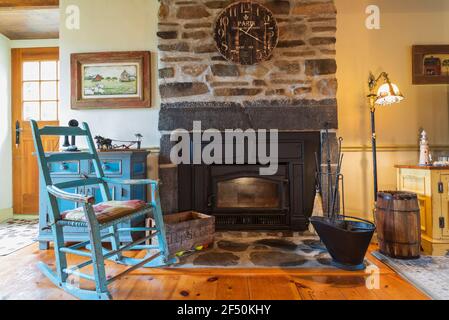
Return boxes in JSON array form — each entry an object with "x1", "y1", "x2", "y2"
[{"x1": 375, "y1": 191, "x2": 421, "y2": 259}]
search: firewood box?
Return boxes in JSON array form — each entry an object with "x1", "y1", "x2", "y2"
[{"x1": 163, "y1": 211, "x2": 215, "y2": 255}]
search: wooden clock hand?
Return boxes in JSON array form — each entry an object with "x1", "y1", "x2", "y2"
[
  {"x1": 245, "y1": 24, "x2": 254, "y2": 34},
  {"x1": 238, "y1": 28, "x2": 264, "y2": 44}
]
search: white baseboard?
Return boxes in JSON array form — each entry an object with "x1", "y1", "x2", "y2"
[{"x1": 0, "y1": 208, "x2": 13, "y2": 223}]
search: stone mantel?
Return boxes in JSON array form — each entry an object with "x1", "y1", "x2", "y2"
[{"x1": 159, "y1": 99, "x2": 337, "y2": 132}]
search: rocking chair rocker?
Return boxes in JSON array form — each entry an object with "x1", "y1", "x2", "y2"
[{"x1": 31, "y1": 120, "x2": 177, "y2": 300}]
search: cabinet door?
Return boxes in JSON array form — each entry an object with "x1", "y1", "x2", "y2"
[
  {"x1": 417, "y1": 195, "x2": 432, "y2": 238},
  {"x1": 439, "y1": 175, "x2": 449, "y2": 238},
  {"x1": 397, "y1": 169, "x2": 432, "y2": 238}
]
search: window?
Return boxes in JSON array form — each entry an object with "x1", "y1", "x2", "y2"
[{"x1": 22, "y1": 60, "x2": 60, "y2": 121}]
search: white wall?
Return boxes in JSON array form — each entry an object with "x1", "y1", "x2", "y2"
[
  {"x1": 0, "y1": 34, "x2": 12, "y2": 217},
  {"x1": 59, "y1": 0, "x2": 161, "y2": 148}
]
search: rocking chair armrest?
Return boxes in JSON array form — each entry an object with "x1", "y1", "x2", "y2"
[
  {"x1": 102, "y1": 177, "x2": 159, "y2": 187},
  {"x1": 47, "y1": 185, "x2": 95, "y2": 204}
]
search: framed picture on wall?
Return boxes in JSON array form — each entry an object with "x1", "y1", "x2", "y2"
[
  {"x1": 71, "y1": 51, "x2": 151, "y2": 109},
  {"x1": 412, "y1": 45, "x2": 449, "y2": 85}
]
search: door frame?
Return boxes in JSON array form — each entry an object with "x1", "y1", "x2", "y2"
[{"x1": 11, "y1": 47, "x2": 60, "y2": 215}]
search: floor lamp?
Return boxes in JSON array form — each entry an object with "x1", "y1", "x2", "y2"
[{"x1": 367, "y1": 72, "x2": 404, "y2": 203}]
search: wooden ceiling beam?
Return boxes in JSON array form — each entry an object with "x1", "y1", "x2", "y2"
[{"x1": 0, "y1": 0, "x2": 59, "y2": 9}]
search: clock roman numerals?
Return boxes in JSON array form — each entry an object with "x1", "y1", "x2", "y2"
[{"x1": 214, "y1": 1, "x2": 278, "y2": 65}]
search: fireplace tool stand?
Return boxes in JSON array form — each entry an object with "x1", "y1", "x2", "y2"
[{"x1": 310, "y1": 132, "x2": 376, "y2": 271}]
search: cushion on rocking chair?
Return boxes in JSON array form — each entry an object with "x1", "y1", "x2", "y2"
[{"x1": 61, "y1": 200, "x2": 148, "y2": 224}]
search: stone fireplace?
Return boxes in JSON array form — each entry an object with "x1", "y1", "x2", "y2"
[{"x1": 157, "y1": 0, "x2": 338, "y2": 231}]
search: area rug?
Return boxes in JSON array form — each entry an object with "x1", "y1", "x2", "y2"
[
  {"x1": 0, "y1": 219, "x2": 39, "y2": 256},
  {"x1": 171, "y1": 231, "x2": 372, "y2": 269},
  {"x1": 372, "y1": 251, "x2": 449, "y2": 300}
]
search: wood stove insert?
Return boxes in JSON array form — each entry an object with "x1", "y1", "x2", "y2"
[{"x1": 178, "y1": 132, "x2": 321, "y2": 231}]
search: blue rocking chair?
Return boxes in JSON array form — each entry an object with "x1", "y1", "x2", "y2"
[{"x1": 31, "y1": 120, "x2": 177, "y2": 300}]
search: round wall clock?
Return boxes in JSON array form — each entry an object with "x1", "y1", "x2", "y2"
[{"x1": 214, "y1": 1, "x2": 279, "y2": 65}]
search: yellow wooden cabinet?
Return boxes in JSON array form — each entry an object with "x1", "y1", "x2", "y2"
[{"x1": 396, "y1": 165, "x2": 449, "y2": 256}]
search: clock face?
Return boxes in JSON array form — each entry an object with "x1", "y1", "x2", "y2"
[{"x1": 214, "y1": 1, "x2": 279, "y2": 65}]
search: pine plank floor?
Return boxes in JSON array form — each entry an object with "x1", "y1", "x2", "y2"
[{"x1": 0, "y1": 244, "x2": 429, "y2": 300}]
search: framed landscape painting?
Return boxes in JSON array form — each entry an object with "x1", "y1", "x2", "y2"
[{"x1": 71, "y1": 51, "x2": 151, "y2": 109}]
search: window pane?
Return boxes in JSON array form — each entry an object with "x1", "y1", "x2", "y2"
[
  {"x1": 23, "y1": 62, "x2": 40, "y2": 81},
  {"x1": 41, "y1": 101, "x2": 58, "y2": 121},
  {"x1": 41, "y1": 81, "x2": 57, "y2": 100},
  {"x1": 57, "y1": 61, "x2": 60, "y2": 80},
  {"x1": 23, "y1": 82, "x2": 40, "y2": 101},
  {"x1": 23, "y1": 102, "x2": 40, "y2": 121},
  {"x1": 40, "y1": 61, "x2": 57, "y2": 80}
]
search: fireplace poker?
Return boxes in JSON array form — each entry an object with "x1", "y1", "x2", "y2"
[
  {"x1": 314, "y1": 152, "x2": 322, "y2": 192},
  {"x1": 331, "y1": 138, "x2": 344, "y2": 220},
  {"x1": 325, "y1": 125, "x2": 333, "y2": 217}
]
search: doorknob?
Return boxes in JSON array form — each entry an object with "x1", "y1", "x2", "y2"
[{"x1": 15, "y1": 120, "x2": 23, "y2": 148}]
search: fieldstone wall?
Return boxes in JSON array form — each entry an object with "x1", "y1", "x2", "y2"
[
  {"x1": 158, "y1": 0, "x2": 337, "y2": 104},
  {"x1": 157, "y1": 0, "x2": 339, "y2": 215}
]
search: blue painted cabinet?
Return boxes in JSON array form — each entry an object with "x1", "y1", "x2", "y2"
[{"x1": 39, "y1": 150, "x2": 150, "y2": 250}]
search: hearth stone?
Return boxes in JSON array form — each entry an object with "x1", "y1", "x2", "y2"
[
  {"x1": 316, "y1": 253, "x2": 333, "y2": 266},
  {"x1": 254, "y1": 239, "x2": 298, "y2": 251},
  {"x1": 250, "y1": 251, "x2": 307, "y2": 267},
  {"x1": 303, "y1": 239, "x2": 325, "y2": 249},
  {"x1": 297, "y1": 246, "x2": 315, "y2": 254},
  {"x1": 192, "y1": 252, "x2": 240, "y2": 266},
  {"x1": 217, "y1": 240, "x2": 250, "y2": 252}
]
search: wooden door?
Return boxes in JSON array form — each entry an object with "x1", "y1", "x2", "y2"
[
  {"x1": 12, "y1": 47, "x2": 60, "y2": 215},
  {"x1": 439, "y1": 174, "x2": 449, "y2": 238}
]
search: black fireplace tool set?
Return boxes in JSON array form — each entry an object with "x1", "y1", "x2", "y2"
[{"x1": 310, "y1": 127, "x2": 376, "y2": 271}]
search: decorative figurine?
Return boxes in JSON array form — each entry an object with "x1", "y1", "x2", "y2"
[
  {"x1": 94, "y1": 134, "x2": 144, "y2": 151},
  {"x1": 95, "y1": 136, "x2": 113, "y2": 150},
  {"x1": 419, "y1": 130, "x2": 432, "y2": 166}
]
